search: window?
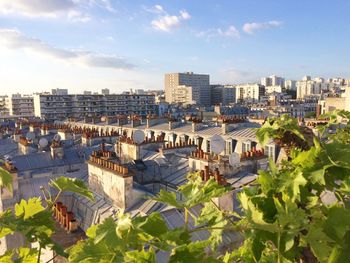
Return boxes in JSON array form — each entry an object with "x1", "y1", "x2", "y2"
[
  {"x1": 242, "y1": 140, "x2": 251, "y2": 152},
  {"x1": 264, "y1": 144, "x2": 275, "y2": 161}
]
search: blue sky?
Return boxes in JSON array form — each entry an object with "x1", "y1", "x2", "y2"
[{"x1": 0, "y1": 0, "x2": 349, "y2": 95}]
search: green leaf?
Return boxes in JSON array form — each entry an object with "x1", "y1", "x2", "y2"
[
  {"x1": 124, "y1": 248, "x2": 155, "y2": 263},
  {"x1": 328, "y1": 231, "x2": 350, "y2": 263},
  {"x1": 137, "y1": 212, "x2": 168, "y2": 237},
  {"x1": 15, "y1": 247, "x2": 39, "y2": 263},
  {"x1": 15, "y1": 198, "x2": 45, "y2": 220},
  {"x1": 323, "y1": 206, "x2": 350, "y2": 243},
  {"x1": 152, "y1": 190, "x2": 180, "y2": 208},
  {"x1": 169, "y1": 240, "x2": 219, "y2": 263},
  {"x1": 50, "y1": 177, "x2": 94, "y2": 201},
  {"x1": 239, "y1": 191, "x2": 278, "y2": 233},
  {"x1": 304, "y1": 224, "x2": 333, "y2": 263},
  {"x1": 278, "y1": 169, "x2": 307, "y2": 202},
  {"x1": 0, "y1": 167, "x2": 13, "y2": 191}
]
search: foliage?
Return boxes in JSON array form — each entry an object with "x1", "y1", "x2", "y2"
[
  {"x1": 68, "y1": 174, "x2": 232, "y2": 262},
  {"x1": 0, "y1": 175, "x2": 94, "y2": 262},
  {"x1": 255, "y1": 114, "x2": 305, "y2": 147},
  {"x1": 0, "y1": 166, "x2": 13, "y2": 191},
  {"x1": 0, "y1": 110, "x2": 349, "y2": 262}
]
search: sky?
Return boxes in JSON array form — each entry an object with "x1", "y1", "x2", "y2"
[{"x1": 0, "y1": 0, "x2": 349, "y2": 95}]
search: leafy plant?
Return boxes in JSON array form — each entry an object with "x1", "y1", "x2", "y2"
[{"x1": 0, "y1": 110, "x2": 349, "y2": 262}]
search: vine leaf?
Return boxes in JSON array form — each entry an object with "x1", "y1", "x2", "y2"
[
  {"x1": 0, "y1": 167, "x2": 13, "y2": 191},
  {"x1": 50, "y1": 177, "x2": 94, "y2": 201}
]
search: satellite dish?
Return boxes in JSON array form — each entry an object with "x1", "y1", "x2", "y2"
[
  {"x1": 53, "y1": 134, "x2": 61, "y2": 142},
  {"x1": 39, "y1": 138, "x2": 48, "y2": 148},
  {"x1": 229, "y1": 152, "x2": 240, "y2": 166},
  {"x1": 26, "y1": 132, "x2": 35, "y2": 141},
  {"x1": 210, "y1": 135, "x2": 225, "y2": 154},
  {"x1": 133, "y1": 130, "x2": 144, "y2": 144}
]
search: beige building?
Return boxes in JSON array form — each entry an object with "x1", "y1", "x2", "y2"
[
  {"x1": 5, "y1": 94, "x2": 34, "y2": 117},
  {"x1": 296, "y1": 80, "x2": 322, "y2": 99},
  {"x1": 164, "y1": 72, "x2": 210, "y2": 106},
  {"x1": 235, "y1": 83, "x2": 265, "y2": 103}
]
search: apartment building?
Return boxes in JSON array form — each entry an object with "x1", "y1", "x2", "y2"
[
  {"x1": 51, "y1": 88, "x2": 68, "y2": 95},
  {"x1": 164, "y1": 72, "x2": 210, "y2": 106},
  {"x1": 33, "y1": 93, "x2": 157, "y2": 120},
  {"x1": 261, "y1": 75, "x2": 285, "y2": 87},
  {"x1": 235, "y1": 83, "x2": 265, "y2": 103},
  {"x1": 284, "y1": 80, "x2": 296, "y2": 91},
  {"x1": 296, "y1": 79, "x2": 323, "y2": 99},
  {"x1": 210, "y1": 85, "x2": 236, "y2": 106},
  {"x1": 0, "y1": 96, "x2": 8, "y2": 115},
  {"x1": 5, "y1": 94, "x2": 34, "y2": 116}
]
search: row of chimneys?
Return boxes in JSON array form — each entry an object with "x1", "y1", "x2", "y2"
[
  {"x1": 162, "y1": 140, "x2": 196, "y2": 149},
  {"x1": 118, "y1": 135, "x2": 164, "y2": 145},
  {"x1": 199, "y1": 166, "x2": 227, "y2": 185},
  {"x1": 54, "y1": 202, "x2": 78, "y2": 232},
  {"x1": 82, "y1": 131, "x2": 119, "y2": 139},
  {"x1": 191, "y1": 149, "x2": 212, "y2": 160},
  {"x1": 89, "y1": 155, "x2": 129, "y2": 175},
  {"x1": 91, "y1": 149, "x2": 117, "y2": 158},
  {"x1": 217, "y1": 115, "x2": 247, "y2": 124},
  {"x1": 241, "y1": 148, "x2": 265, "y2": 160}
]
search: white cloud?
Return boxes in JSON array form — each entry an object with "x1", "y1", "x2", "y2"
[
  {"x1": 143, "y1": 4, "x2": 165, "y2": 14},
  {"x1": 221, "y1": 68, "x2": 257, "y2": 83},
  {"x1": 242, "y1": 20, "x2": 282, "y2": 34},
  {"x1": 196, "y1": 25, "x2": 240, "y2": 40},
  {"x1": 151, "y1": 8, "x2": 191, "y2": 32},
  {"x1": 0, "y1": 28, "x2": 134, "y2": 70},
  {"x1": 0, "y1": 0, "x2": 115, "y2": 21},
  {"x1": 218, "y1": 26, "x2": 240, "y2": 38},
  {"x1": 0, "y1": 0, "x2": 76, "y2": 17},
  {"x1": 67, "y1": 10, "x2": 91, "y2": 22},
  {"x1": 154, "y1": 5, "x2": 164, "y2": 12}
]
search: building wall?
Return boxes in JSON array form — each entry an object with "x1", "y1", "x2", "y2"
[
  {"x1": 324, "y1": 97, "x2": 346, "y2": 113},
  {"x1": 5, "y1": 94, "x2": 34, "y2": 117},
  {"x1": 211, "y1": 85, "x2": 236, "y2": 106},
  {"x1": 88, "y1": 163, "x2": 136, "y2": 209},
  {"x1": 33, "y1": 93, "x2": 157, "y2": 120},
  {"x1": 165, "y1": 72, "x2": 210, "y2": 106},
  {"x1": 235, "y1": 84, "x2": 264, "y2": 103},
  {"x1": 296, "y1": 81, "x2": 322, "y2": 99}
]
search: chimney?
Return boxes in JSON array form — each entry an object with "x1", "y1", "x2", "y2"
[
  {"x1": 222, "y1": 123, "x2": 230, "y2": 135},
  {"x1": 131, "y1": 118, "x2": 141, "y2": 128},
  {"x1": 192, "y1": 122, "x2": 202, "y2": 132},
  {"x1": 50, "y1": 143, "x2": 64, "y2": 159}
]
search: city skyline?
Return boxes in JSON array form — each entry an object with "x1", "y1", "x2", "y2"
[{"x1": 0, "y1": 0, "x2": 350, "y2": 95}]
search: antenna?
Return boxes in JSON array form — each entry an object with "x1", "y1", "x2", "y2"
[
  {"x1": 132, "y1": 130, "x2": 145, "y2": 144},
  {"x1": 38, "y1": 138, "x2": 48, "y2": 148},
  {"x1": 210, "y1": 135, "x2": 225, "y2": 154},
  {"x1": 229, "y1": 152, "x2": 240, "y2": 166},
  {"x1": 26, "y1": 132, "x2": 35, "y2": 141}
]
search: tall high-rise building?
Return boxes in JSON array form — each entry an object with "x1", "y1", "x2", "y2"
[
  {"x1": 164, "y1": 72, "x2": 210, "y2": 106},
  {"x1": 5, "y1": 94, "x2": 34, "y2": 116},
  {"x1": 210, "y1": 85, "x2": 236, "y2": 106},
  {"x1": 261, "y1": 75, "x2": 285, "y2": 87},
  {"x1": 51, "y1": 88, "x2": 68, "y2": 95},
  {"x1": 235, "y1": 84, "x2": 265, "y2": 103},
  {"x1": 33, "y1": 93, "x2": 157, "y2": 120},
  {"x1": 284, "y1": 80, "x2": 297, "y2": 90},
  {"x1": 101, "y1": 89, "x2": 110, "y2": 95},
  {"x1": 296, "y1": 79, "x2": 322, "y2": 99}
]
